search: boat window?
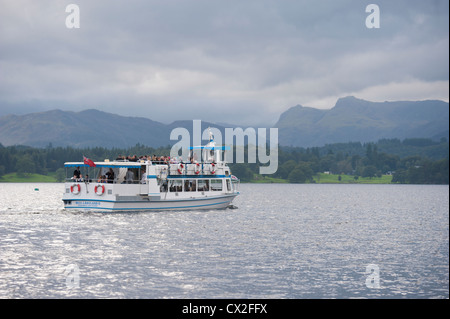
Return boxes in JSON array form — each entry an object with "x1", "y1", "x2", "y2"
[
  {"x1": 184, "y1": 179, "x2": 196, "y2": 192},
  {"x1": 211, "y1": 179, "x2": 223, "y2": 191},
  {"x1": 226, "y1": 179, "x2": 231, "y2": 191},
  {"x1": 231, "y1": 178, "x2": 240, "y2": 192},
  {"x1": 169, "y1": 180, "x2": 183, "y2": 192},
  {"x1": 198, "y1": 180, "x2": 209, "y2": 192}
]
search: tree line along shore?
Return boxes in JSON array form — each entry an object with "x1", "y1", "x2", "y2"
[{"x1": 0, "y1": 137, "x2": 448, "y2": 185}]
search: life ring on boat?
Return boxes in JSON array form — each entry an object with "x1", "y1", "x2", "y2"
[
  {"x1": 177, "y1": 163, "x2": 184, "y2": 174},
  {"x1": 194, "y1": 163, "x2": 201, "y2": 175},
  {"x1": 94, "y1": 184, "x2": 105, "y2": 196},
  {"x1": 210, "y1": 163, "x2": 216, "y2": 175},
  {"x1": 70, "y1": 184, "x2": 81, "y2": 194}
]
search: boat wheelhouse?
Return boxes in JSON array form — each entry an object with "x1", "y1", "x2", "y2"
[{"x1": 62, "y1": 136, "x2": 239, "y2": 211}]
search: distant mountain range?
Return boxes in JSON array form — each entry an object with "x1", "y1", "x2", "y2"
[
  {"x1": 0, "y1": 109, "x2": 228, "y2": 149},
  {"x1": 275, "y1": 96, "x2": 449, "y2": 147},
  {"x1": 0, "y1": 96, "x2": 448, "y2": 148}
]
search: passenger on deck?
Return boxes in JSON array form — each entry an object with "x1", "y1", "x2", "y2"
[
  {"x1": 125, "y1": 168, "x2": 134, "y2": 184},
  {"x1": 141, "y1": 173, "x2": 147, "y2": 184},
  {"x1": 97, "y1": 175, "x2": 107, "y2": 183},
  {"x1": 73, "y1": 166, "x2": 82, "y2": 181},
  {"x1": 140, "y1": 166, "x2": 147, "y2": 184},
  {"x1": 106, "y1": 168, "x2": 115, "y2": 183}
]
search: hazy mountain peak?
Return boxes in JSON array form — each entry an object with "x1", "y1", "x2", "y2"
[{"x1": 276, "y1": 97, "x2": 449, "y2": 147}]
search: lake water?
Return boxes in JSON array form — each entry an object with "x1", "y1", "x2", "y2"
[{"x1": 0, "y1": 183, "x2": 448, "y2": 299}]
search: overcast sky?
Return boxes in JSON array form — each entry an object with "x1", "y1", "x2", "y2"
[{"x1": 0, "y1": 0, "x2": 448, "y2": 126}]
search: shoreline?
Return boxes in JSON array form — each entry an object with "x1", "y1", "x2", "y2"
[
  {"x1": 1, "y1": 172, "x2": 448, "y2": 185},
  {"x1": 249, "y1": 173, "x2": 394, "y2": 184},
  {"x1": 0, "y1": 172, "x2": 397, "y2": 185}
]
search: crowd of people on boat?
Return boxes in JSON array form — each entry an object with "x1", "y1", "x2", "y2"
[
  {"x1": 72, "y1": 166, "x2": 116, "y2": 183},
  {"x1": 115, "y1": 154, "x2": 201, "y2": 165},
  {"x1": 115, "y1": 154, "x2": 173, "y2": 164},
  {"x1": 71, "y1": 153, "x2": 206, "y2": 183},
  {"x1": 72, "y1": 166, "x2": 93, "y2": 182}
]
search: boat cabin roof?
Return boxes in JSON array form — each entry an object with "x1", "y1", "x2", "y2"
[{"x1": 189, "y1": 146, "x2": 230, "y2": 150}]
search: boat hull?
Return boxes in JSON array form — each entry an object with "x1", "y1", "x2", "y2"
[{"x1": 63, "y1": 194, "x2": 237, "y2": 212}]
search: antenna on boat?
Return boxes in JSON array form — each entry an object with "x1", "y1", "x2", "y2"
[{"x1": 208, "y1": 127, "x2": 214, "y2": 142}]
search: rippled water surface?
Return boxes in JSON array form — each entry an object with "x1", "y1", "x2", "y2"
[{"x1": 0, "y1": 183, "x2": 448, "y2": 298}]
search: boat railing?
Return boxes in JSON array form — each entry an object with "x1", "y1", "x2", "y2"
[
  {"x1": 114, "y1": 158, "x2": 222, "y2": 166},
  {"x1": 66, "y1": 161, "x2": 230, "y2": 185},
  {"x1": 65, "y1": 177, "x2": 143, "y2": 184}
]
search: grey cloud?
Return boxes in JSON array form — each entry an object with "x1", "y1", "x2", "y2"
[{"x1": 0, "y1": 0, "x2": 448, "y2": 126}]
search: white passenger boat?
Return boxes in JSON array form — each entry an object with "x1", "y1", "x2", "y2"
[{"x1": 62, "y1": 134, "x2": 239, "y2": 211}]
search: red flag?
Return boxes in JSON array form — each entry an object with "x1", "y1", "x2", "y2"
[{"x1": 83, "y1": 156, "x2": 96, "y2": 167}]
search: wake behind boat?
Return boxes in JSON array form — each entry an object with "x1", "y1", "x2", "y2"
[{"x1": 62, "y1": 132, "x2": 239, "y2": 212}]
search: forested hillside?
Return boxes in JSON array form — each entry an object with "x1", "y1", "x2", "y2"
[{"x1": 1, "y1": 138, "x2": 448, "y2": 184}]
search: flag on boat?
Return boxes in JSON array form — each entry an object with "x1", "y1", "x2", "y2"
[
  {"x1": 231, "y1": 175, "x2": 239, "y2": 181},
  {"x1": 83, "y1": 156, "x2": 96, "y2": 167}
]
